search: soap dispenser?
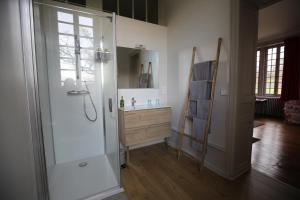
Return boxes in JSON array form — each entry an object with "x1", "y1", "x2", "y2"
[{"x1": 120, "y1": 96, "x2": 124, "y2": 108}]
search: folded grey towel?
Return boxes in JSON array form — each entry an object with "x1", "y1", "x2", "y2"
[
  {"x1": 189, "y1": 99, "x2": 210, "y2": 120},
  {"x1": 197, "y1": 100, "x2": 210, "y2": 120},
  {"x1": 192, "y1": 61, "x2": 215, "y2": 81},
  {"x1": 193, "y1": 117, "x2": 207, "y2": 141},
  {"x1": 189, "y1": 100, "x2": 197, "y2": 117},
  {"x1": 190, "y1": 81, "x2": 212, "y2": 100}
]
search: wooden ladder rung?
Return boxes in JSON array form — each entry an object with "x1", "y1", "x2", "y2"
[{"x1": 181, "y1": 133, "x2": 205, "y2": 144}]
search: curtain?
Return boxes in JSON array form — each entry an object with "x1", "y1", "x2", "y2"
[{"x1": 281, "y1": 37, "x2": 300, "y2": 101}]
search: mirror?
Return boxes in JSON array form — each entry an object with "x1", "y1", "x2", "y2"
[{"x1": 117, "y1": 47, "x2": 159, "y2": 89}]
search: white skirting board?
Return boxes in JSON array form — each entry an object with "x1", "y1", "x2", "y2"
[{"x1": 85, "y1": 187, "x2": 124, "y2": 200}]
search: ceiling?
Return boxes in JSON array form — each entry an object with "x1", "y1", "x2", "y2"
[{"x1": 249, "y1": 0, "x2": 283, "y2": 9}]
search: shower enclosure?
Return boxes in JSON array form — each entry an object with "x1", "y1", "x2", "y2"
[{"x1": 33, "y1": 1, "x2": 121, "y2": 199}]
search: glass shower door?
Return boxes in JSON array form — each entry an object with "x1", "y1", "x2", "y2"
[{"x1": 33, "y1": 1, "x2": 120, "y2": 200}]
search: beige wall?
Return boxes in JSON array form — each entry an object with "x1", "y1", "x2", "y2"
[
  {"x1": 116, "y1": 16, "x2": 168, "y2": 106},
  {"x1": 0, "y1": 0, "x2": 39, "y2": 199},
  {"x1": 165, "y1": 0, "x2": 231, "y2": 177},
  {"x1": 258, "y1": 0, "x2": 300, "y2": 41}
]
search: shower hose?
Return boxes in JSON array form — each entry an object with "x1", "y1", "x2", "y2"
[{"x1": 83, "y1": 81, "x2": 97, "y2": 122}]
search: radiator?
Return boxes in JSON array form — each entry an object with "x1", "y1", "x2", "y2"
[{"x1": 255, "y1": 98, "x2": 284, "y2": 118}]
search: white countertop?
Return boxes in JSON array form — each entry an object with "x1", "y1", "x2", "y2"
[{"x1": 119, "y1": 104, "x2": 171, "y2": 112}]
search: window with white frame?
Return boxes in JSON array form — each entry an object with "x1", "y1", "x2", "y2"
[
  {"x1": 255, "y1": 44, "x2": 285, "y2": 97},
  {"x1": 57, "y1": 11, "x2": 96, "y2": 85}
]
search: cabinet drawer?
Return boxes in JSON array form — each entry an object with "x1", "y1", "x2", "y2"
[
  {"x1": 124, "y1": 123, "x2": 170, "y2": 146},
  {"x1": 146, "y1": 123, "x2": 171, "y2": 139},
  {"x1": 124, "y1": 108, "x2": 171, "y2": 129}
]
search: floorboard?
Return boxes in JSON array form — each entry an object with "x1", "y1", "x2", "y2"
[
  {"x1": 252, "y1": 117, "x2": 300, "y2": 189},
  {"x1": 121, "y1": 143, "x2": 300, "y2": 200}
]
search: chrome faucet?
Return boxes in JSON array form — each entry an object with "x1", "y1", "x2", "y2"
[{"x1": 131, "y1": 97, "x2": 136, "y2": 107}]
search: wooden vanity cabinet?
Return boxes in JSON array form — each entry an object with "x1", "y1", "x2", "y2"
[{"x1": 119, "y1": 107, "x2": 171, "y2": 164}]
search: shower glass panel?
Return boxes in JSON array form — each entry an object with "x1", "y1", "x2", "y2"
[{"x1": 33, "y1": 1, "x2": 120, "y2": 199}]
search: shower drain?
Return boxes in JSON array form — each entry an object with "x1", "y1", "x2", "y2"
[{"x1": 78, "y1": 162, "x2": 88, "y2": 167}]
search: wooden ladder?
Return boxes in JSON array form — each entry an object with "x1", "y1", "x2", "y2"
[
  {"x1": 138, "y1": 62, "x2": 153, "y2": 88},
  {"x1": 147, "y1": 62, "x2": 153, "y2": 88},
  {"x1": 177, "y1": 38, "x2": 222, "y2": 170}
]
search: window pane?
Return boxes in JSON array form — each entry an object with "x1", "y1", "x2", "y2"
[
  {"x1": 57, "y1": 11, "x2": 73, "y2": 23},
  {"x1": 103, "y1": 0, "x2": 118, "y2": 13},
  {"x1": 277, "y1": 45, "x2": 285, "y2": 95},
  {"x1": 81, "y1": 70, "x2": 95, "y2": 82},
  {"x1": 81, "y1": 49, "x2": 94, "y2": 60},
  {"x1": 267, "y1": 60, "x2": 271, "y2": 66},
  {"x1": 58, "y1": 23, "x2": 74, "y2": 35},
  {"x1": 268, "y1": 49, "x2": 272, "y2": 54},
  {"x1": 265, "y1": 47, "x2": 277, "y2": 95},
  {"x1": 80, "y1": 37, "x2": 93, "y2": 48},
  {"x1": 59, "y1": 34, "x2": 74, "y2": 46},
  {"x1": 79, "y1": 26, "x2": 93, "y2": 37},
  {"x1": 255, "y1": 50, "x2": 260, "y2": 94},
  {"x1": 60, "y1": 58, "x2": 76, "y2": 70},
  {"x1": 119, "y1": 0, "x2": 133, "y2": 18},
  {"x1": 61, "y1": 70, "x2": 76, "y2": 82},
  {"x1": 280, "y1": 59, "x2": 284, "y2": 65},
  {"x1": 147, "y1": 0, "x2": 158, "y2": 24},
  {"x1": 68, "y1": 0, "x2": 86, "y2": 6},
  {"x1": 81, "y1": 60, "x2": 95, "y2": 70},
  {"x1": 134, "y1": 0, "x2": 146, "y2": 21},
  {"x1": 60, "y1": 47, "x2": 75, "y2": 58},
  {"x1": 278, "y1": 89, "x2": 282, "y2": 95},
  {"x1": 79, "y1": 16, "x2": 93, "y2": 26}
]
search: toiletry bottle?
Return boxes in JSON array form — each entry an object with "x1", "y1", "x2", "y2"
[{"x1": 120, "y1": 96, "x2": 124, "y2": 108}]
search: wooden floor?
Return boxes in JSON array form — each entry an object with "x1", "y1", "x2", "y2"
[
  {"x1": 252, "y1": 117, "x2": 300, "y2": 189},
  {"x1": 121, "y1": 143, "x2": 300, "y2": 200}
]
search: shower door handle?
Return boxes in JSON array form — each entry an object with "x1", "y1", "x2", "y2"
[{"x1": 108, "y1": 98, "x2": 113, "y2": 112}]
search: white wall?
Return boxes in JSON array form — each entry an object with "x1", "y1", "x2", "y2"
[
  {"x1": 227, "y1": 0, "x2": 258, "y2": 179},
  {"x1": 0, "y1": 0, "x2": 38, "y2": 199},
  {"x1": 116, "y1": 16, "x2": 168, "y2": 107},
  {"x1": 165, "y1": 0, "x2": 231, "y2": 176},
  {"x1": 258, "y1": 0, "x2": 300, "y2": 41}
]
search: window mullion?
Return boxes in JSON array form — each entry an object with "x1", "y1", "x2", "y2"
[
  {"x1": 259, "y1": 49, "x2": 264, "y2": 96},
  {"x1": 74, "y1": 13, "x2": 80, "y2": 81},
  {"x1": 274, "y1": 46, "x2": 280, "y2": 96},
  {"x1": 260, "y1": 48, "x2": 267, "y2": 96}
]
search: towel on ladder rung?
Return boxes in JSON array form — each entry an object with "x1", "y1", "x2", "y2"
[
  {"x1": 190, "y1": 80, "x2": 212, "y2": 100},
  {"x1": 192, "y1": 61, "x2": 215, "y2": 81},
  {"x1": 193, "y1": 117, "x2": 207, "y2": 141},
  {"x1": 189, "y1": 99, "x2": 211, "y2": 120}
]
